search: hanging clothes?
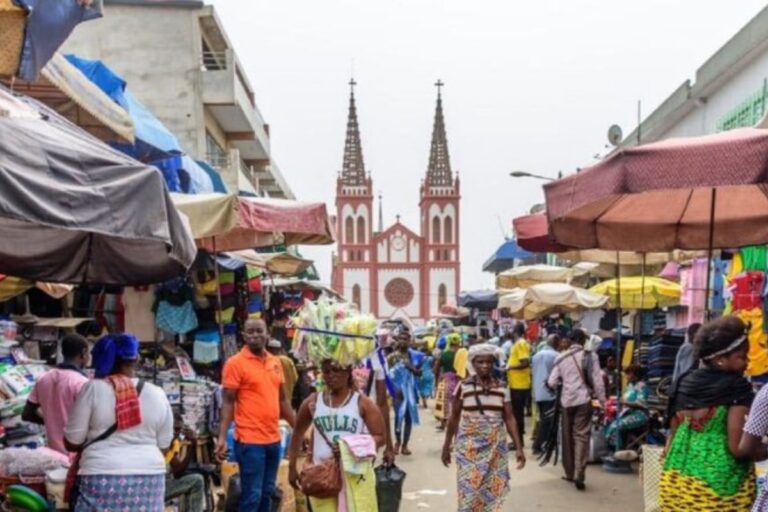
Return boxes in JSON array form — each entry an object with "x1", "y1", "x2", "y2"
[
  {"x1": 740, "y1": 245, "x2": 768, "y2": 272},
  {"x1": 734, "y1": 308, "x2": 768, "y2": 377}
]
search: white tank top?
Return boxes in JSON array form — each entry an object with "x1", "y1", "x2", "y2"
[{"x1": 312, "y1": 391, "x2": 365, "y2": 463}]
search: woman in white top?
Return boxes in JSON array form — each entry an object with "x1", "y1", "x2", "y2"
[
  {"x1": 288, "y1": 358, "x2": 385, "y2": 511},
  {"x1": 442, "y1": 343, "x2": 526, "y2": 512},
  {"x1": 65, "y1": 334, "x2": 173, "y2": 512}
]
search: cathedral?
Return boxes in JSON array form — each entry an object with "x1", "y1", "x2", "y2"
[{"x1": 330, "y1": 80, "x2": 461, "y2": 324}]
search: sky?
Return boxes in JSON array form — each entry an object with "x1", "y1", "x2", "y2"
[{"x1": 211, "y1": 0, "x2": 767, "y2": 292}]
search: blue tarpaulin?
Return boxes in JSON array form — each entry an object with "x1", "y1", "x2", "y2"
[
  {"x1": 482, "y1": 239, "x2": 534, "y2": 273},
  {"x1": 15, "y1": 0, "x2": 102, "y2": 81},
  {"x1": 65, "y1": 54, "x2": 182, "y2": 162},
  {"x1": 151, "y1": 155, "x2": 215, "y2": 194},
  {"x1": 196, "y1": 160, "x2": 229, "y2": 194}
]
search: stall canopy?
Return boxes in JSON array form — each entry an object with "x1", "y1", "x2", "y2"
[
  {"x1": 543, "y1": 127, "x2": 768, "y2": 252},
  {"x1": 589, "y1": 276, "x2": 681, "y2": 310},
  {"x1": 498, "y1": 282, "x2": 608, "y2": 320},
  {"x1": 458, "y1": 290, "x2": 498, "y2": 310},
  {"x1": 225, "y1": 250, "x2": 313, "y2": 276},
  {"x1": 496, "y1": 263, "x2": 597, "y2": 290},
  {"x1": 0, "y1": 86, "x2": 196, "y2": 284},
  {"x1": 14, "y1": 0, "x2": 103, "y2": 81},
  {"x1": 171, "y1": 193, "x2": 336, "y2": 251},
  {"x1": 0, "y1": 275, "x2": 72, "y2": 302},
  {"x1": 482, "y1": 239, "x2": 534, "y2": 273},
  {"x1": 513, "y1": 212, "x2": 569, "y2": 253}
]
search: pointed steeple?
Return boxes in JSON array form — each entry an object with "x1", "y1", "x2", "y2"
[
  {"x1": 340, "y1": 78, "x2": 367, "y2": 186},
  {"x1": 425, "y1": 80, "x2": 453, "y2": 187},
  {"x1": 378, "y1": 192, "x2": 383, "y2": 232}
]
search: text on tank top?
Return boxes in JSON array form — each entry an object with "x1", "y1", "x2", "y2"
[{"x1": 312, "y1": 391, "x2": 365, "y2": 463}]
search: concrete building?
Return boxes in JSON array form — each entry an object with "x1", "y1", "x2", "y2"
[
  {"x1": 619, "y1": 5, "x2": 768, "y2": 147},
  {"x1": 64, "y1": 0, "x2": 293, "y2": 198},
  {"x1": 331, "y1": 81, "x2": 461, "y2": 323}
]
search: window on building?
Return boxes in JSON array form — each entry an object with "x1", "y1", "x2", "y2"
[
  {"x1": 357, "y1": 217, "x2": 366, "y2": 244},
  {"x1": 205, "y1": 130, "x2": 227, "y2": 168},
  {"x1": 438, "y1": 284, "x2": 447, "y2": 308},
  {"x1": 432, "y1": 216, "x2": 441, "y2": 244},
  {"x1": 352, "y1": 285, "x2": 361, "y2": 308},
  {"x1": 345, "y1": 217, "x2": 355, "y2": 244},
  {"x1": 444, "y1": 217, "x2": 453, "y2": 244}
]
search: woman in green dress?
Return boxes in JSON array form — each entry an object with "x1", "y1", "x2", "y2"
[{"x1": 660, "y1": 316, "x2": 755, "y2": 511}]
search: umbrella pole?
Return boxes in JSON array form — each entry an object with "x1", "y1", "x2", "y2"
[
  {"x1": 704, "y1": 188, "x2": 717, "y2": 321},
  {"x1": 615, "y1": 251, "x2": 623, "y2": 448},
  {"x1": 212, "y1": 238, "x2": 226, "y2": 362}
]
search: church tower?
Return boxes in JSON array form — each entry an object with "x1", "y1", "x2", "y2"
[
  {"x1": 332, "y1": 80, "x2": 374, "y2": 311},
  {"x1": 420, "y1": 80, "x2": 461, "y2": 318}
]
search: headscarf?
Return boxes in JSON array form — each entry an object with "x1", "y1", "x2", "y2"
[
  {"x1": 91, "y1": 333, "x2": 139, "y2": 378},
  {"x1": 467, "y1": 342, "x2": 499, "y2": 376},
  {"x1": 447, "y1": 333, "x2": 461, "y2": 348}
]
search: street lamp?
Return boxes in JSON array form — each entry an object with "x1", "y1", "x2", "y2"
[{"x1": 509, "y1": 170, "x2": 556, "y2": 181}]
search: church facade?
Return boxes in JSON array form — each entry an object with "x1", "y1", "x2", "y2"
[{"x1": 330, "y1": 81, "x2": 461, "y2": 324}]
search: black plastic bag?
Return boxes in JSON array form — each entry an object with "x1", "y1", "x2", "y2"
[{"x1": 375, "y1": 464, "x2": 406, "y2": 512}]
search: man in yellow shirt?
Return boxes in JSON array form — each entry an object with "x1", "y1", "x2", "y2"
[{"x1": 506, "y1": 323, "x2": 531, "y2": 448}]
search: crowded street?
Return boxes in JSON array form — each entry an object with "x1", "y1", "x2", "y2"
[{"x1": 4, "y1": 1, "x2": 768, "y2": 512}]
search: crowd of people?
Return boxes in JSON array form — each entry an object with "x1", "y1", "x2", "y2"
[{"x1": 21, "y1": 310, "x2": 768, "y2": 512}]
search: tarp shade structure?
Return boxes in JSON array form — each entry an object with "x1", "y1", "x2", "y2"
[
  {"x1": 589, "y1": 276, "x2": 682, "y2": 310},
  {"x1": 225, "y1": 250, "x2": 313, "y2": 276},
  {"x1": 171, "y1": 193, "x2": 336, "y2": 251},
  {"x1": 543, "y1": 128, "x2": 768, "y2": 252},
  {"x1": 196, "y1": 160, "x2": 228, "y2": 194},
  {"x1": 0, "y1": 86, "x2": 196, "y2": 284},
  {"x1": 498, "y1": 283, "x2": 609, "y2": 320},
  {"x1": 38, "y1": 52, "x2": 135, "y2": 142},
  {"x1": 458, "y1": 290, "x2": 498, "y2": 310},
  {"x1": 482, "y1": 239, "x2": 534, "y2": 273},
  {"x1": 0, "y1": 275, "x2": 72, "y2": 302},
  {"x1": 15, "y1": 0, "x2": 103, "y2": 81},
  {"x1": 496, "y1": 263, "x2": 598, "y2": 290},
  {"x1": 64, "y1": 54, "x2": 181, "y2": 162}
]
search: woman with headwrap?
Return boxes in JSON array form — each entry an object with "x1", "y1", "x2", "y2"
[
  {"x1": 660, "y1": 317, "x2": 755, "y2": 511},
  {"x1": 65, "y1": 334, "x2": 174, "y2": 511},
  {"x1": 434, "y1": 333, "x2": 462, "y2": 430},
  {"x1": 441, "y1": 343, "x2": 526, "y2": 512}
]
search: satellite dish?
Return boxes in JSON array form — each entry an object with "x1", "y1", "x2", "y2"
[{"x1": 608, "y1": 124, "x2": 623, "y2": 146}]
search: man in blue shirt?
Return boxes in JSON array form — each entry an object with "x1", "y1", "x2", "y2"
[{"x1": 531, "y1": 334, "x2": 561, "y2": 455}]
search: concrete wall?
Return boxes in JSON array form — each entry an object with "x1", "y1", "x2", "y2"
[{"x1": 64, "y1": 5, "x2": 205, "y2": 158}]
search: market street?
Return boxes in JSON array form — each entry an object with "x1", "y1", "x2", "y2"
[{"x1": 397, "y1": 411, "x2": 643, "y2": 512}]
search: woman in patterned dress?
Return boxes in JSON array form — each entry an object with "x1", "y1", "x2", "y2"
[
  {"x1": 660, "y1": 317, "x2": 756, "y2": 511},
  {"x1": 441, "y1": 343, "x2": 526, "y2": 512}
]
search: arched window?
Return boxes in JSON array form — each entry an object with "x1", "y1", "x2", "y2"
[
  {"x1": 352, "y1": 284, "x2": 361, "y2": 309},
  {"x1": 432, "y1": 216, "x2": 441, "y2": 244},
  {"x1": 345, "y1": 216, "x2": 355, "y2": 244},
  {"x1": 444, "y1": 217, "x2": 453, "y2": 244},
  {"x1": 356, "y1": 217, "x2": 366, "y2": 244},
  {"x1": 438, "y1": 284, "x2": 447, "y2": 308}
]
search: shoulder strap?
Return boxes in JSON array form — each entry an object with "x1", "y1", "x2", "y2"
[
  {"x1": 471, "y1": 380, "x2": 486, "y2": 416},
  {"x1": 81, "y1": 379, "x2": 145, "y2": 452},
  {"x1": 570, "y1": 351, "x2": 594, "y2": 395},
  {"x1": 310, "y1": 392, "x2": 336, "y2": 450}
]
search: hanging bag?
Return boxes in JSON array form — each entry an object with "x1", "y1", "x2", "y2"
[{"x1": 298, "y1": 425, "x2": 343, "y2": 498}]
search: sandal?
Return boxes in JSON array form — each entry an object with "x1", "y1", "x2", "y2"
[{"x1": 401, "y1": 447, "x2": 412, "y2": 456}]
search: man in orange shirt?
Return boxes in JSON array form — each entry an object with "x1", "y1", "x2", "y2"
[{"x1": 215, "y1": 318, "x2": 295, "y2": 512}]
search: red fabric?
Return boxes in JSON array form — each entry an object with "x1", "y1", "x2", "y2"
[
  {"x1": 248, "y1": 278, "x2": 262, "y2": 294},
  {"x1": 543, "y1": 128, "x2": 768, "y2": 251},
  {"x1": 730, "y1": 271, "x2": 765, "y2": 311},
  {"x1": 106, "y1": 375, "x2": 142, "y2": 431}
]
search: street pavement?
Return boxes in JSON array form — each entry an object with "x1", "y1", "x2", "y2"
[{"x1": 394, "y1": 407, "x2": 644, "y2": 512}]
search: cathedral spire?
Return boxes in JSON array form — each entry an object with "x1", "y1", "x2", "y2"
[
  {"x1": 340, "y1": 78, "x2": 367, "y2": 186},
  {"x1": 425, "y1": 80, "x2": 453, "y2": 187}
]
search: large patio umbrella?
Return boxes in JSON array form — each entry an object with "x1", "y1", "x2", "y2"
[
  {"x1": 590, "y1": 276, "x2": 681, "y2": 310},
  {"x1": 458, "y1": 290, "x2": 498, "y2": 310},
  {"x1": 498, "y1": 283, "x2": 608, "y2": 320},
  {"x1": 496, "y1": 263, "x2": 597, "y2": 290},
  {"x1": 543, "y1": 127, "x2": 768, "y2": 252},
  {"x1": 0, "y1": 86, "x2": 196, "y2": 285},
  {"x1": 482, "y1": 239, "x2": 534, "y2": 273}
]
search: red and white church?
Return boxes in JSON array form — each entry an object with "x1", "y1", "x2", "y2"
[{"x1": 330, "y1": 81, "x2": 461, "y2": 324}]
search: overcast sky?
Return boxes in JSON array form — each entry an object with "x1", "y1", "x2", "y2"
[{"x1": 211, "y1": 0, "x2": 766, "y2": 292}]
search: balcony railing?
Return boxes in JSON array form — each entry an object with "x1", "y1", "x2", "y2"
[{"x1": 201, "y1": 51, "x2": 228, "y2": 71}]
